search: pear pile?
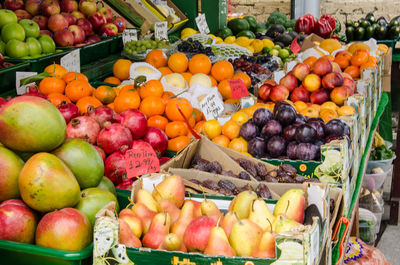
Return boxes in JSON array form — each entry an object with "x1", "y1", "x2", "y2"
[{"x1": 118, "y1": 174, "x2": 308, "y2": 259}]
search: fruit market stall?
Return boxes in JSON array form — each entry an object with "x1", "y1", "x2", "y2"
[{"x1": 0, "y1": 1, "x2": 396, "y2": 265}]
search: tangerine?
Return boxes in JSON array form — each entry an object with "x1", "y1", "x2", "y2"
[
  {"x1": 104, "y1": 76, "x2": 121, "y2": 85},
  {"x1": 211, "y1": 60, "x2": 234, "y2": 82},
  {"x1": 212, "y1": 135, "x2": 230, "y2": 147},
  {"x1": 165, "y1": 121, "x2": 188, "y2": 138},
  {"x1": 158, "y1": 66, "x2": 173, "y2": 77},
  {"x1": 194, "y1": 121, "x2": 205, "y2": 133},
  {"x1": 44, "y1": 64, "x2": 68, "y2": 78},
  {"x1": 334, "y1": 54, "x2": 350, "y2": 70},
  {"x1": 168, "y1": 136, "x2": 190, "y2": 152},
  {"x1": 208, "y1": 75, "x2": 217, "y2": 86},
  {"x1": 228, "y1": 137, "x2": 248, "y2": 153},
  {"x1": 65, "y1": 80, "x2": 92, "y2": 102},
  {"x1": 181, "y1": 72, "x2": 193, "y2": 84},
  {"x1": 148, "y1": 115, "x2": 169, "y2": 131},
  {"x1": 232, "y1": 72, "x2": 252, "y2": 89},
  {"x1": 139, "y1": 80, "x2": 164, "y2": 99},
  {"x1": 162, "y1": 91, "x2": 175, "y2": 104},
  {"x1": 48, "y1": 93, "x2": 71, "y2": 106},
  {"x1": 139, "y1": 96, "x2": 165, "y2": 117},
  {"x1": 114, "y1": 90, "x2": 141, "y2": 114},
  {"x1": 145, "y1": 49, "x2": 168, "y2": 68},
  {"x1": 165, "y1": 98, "x2": 193, "y2": 121},
  {"x1": 188, "y1": 54, "x2": 211, "y2": 75},
  {"x1": 113, "y1": 59, "x2": 132, "y2": 81},
  {"x1": 303, "y1": 56, "x2": 317, "y2": 68},
  {"x1": 168, "y1": 52, "x2": 188, "y2": 73},
  {"x1": 217, "y1": 79, "x2": 232, "y2": 100},
  {"x1": 94, "y1": 85, "x2": 116, "y2": 104},
  {"x1": 38, "y1": 77, "x2": 66, "y2": 95},
  {"x1": 119, "y1": 84, "x2": 136, "y2": 95},
  {"x1": 63, "y1": 72, "x2": 88, "y2": 83},
  {"x1": 222, "y1": 120, "x2": 240, "y2": 140},
  {"x1": 344, "y1": 65, "x2": 360, "y2": 79},
  {"x1": 76, "y1": 96, "x2": 103, "y2": 114},
  {"x1": 192, "y1": 108, "x2": 204, "y2": 122},
  {"x1": 360, "y1": 61, "x2": 376, "y2": 71},
  {"x1": 202, "y1": 120, "x2": 222, "y2": 139},
  {"x1": 350, "y1": 51, "x2": 369, "y2": 66}
]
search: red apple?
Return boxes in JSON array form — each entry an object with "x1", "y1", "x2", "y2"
[
  {"x1": 292, "y1": 63, "x2": 310, "y2": 81},
  {"x1": 310, "y1": 89, "x2": 330, "y2": 104},
  {"x1": 61, "y1": 12, "x2": 76, "y2": 25},
  {"x1": 78, "y1": 0, "x2": 97, "y2": 16},
  {"x1": 331, "y1": 62, "x2": 342, "y2": 73},
  {"x1": 183, "y1": 217, "x2": 216, "y2": 252},
  {"x1": 40, "y1": 0, "x2": 60, "y2": 16},
  {"x1": 40, "y1": 29, "x2": 52, "y2": 36},
  {"x1": 48, "y1": 14, "x2": 68, "y2": 32},
  {"x1": 258, "y1": 83, "x2": 272, "y2": 101},
  {"x1": 85, "y1": 34, "x2": 100, "y2": 44},
  {"x1": 98, "y1": 7, "x2": 113, "y2": 22},
  {"x1": 15, "y1": 9, "x2": 32, "y2": 20},
  {"x1": 68, "y1": 25, "x2": 85, "y2": 44},
  {"x1": 54, "y1": 29, "x2": 74, "y2": 46},
  {"x1": 4, "y1": 0, "x2": 24, "y2": 11},
  {"x1": 322, "y1": 72, "x2": 343, "y2": 90},
  {"x1": 60, "y1": 0, "x2": 78, "y2": 12},
  {"x1": 71, "y1": 10, "x2": 85, "y2": 20},
  {"x1": 269, "y1": 85, "x2": 290, "y2": 102},
  {"x1": 0, "y1": 199, "x2": 37, "y2": 244},
  {"x1": 35, "y1": 208, "x2": 92, "y2": 251},
  {"x1": 343, "y1": 77, "x2": 356, "y2": 92},
  {"x1": 290, "y1": 86, "x2": 310, "y2": 102},
  {"x1": 112, "y1": 16, "x2": 126, "y2": 33},
  {"x1": 279, "y1": 74, "x2": 298, "y2": 92},
  {"x1": 88, "y1": 12, "x2": 106, "y2": 30},
  {"x1": 33, "y1": 15, "x2": 48, "y2": 30},
  {"x1": 76, "y1": 18, "x2": 93, "y2": 35},
  {"x1": 25, "y1": 0, "x2": 41, "y2": 16},
  {"x1": 313, "y1": 58, "x2": 332, "y2": 76},
  {"x1": 330, "y1": 86, "x2": 348, "y2": 106},
  {"x1": 99, "y1": 22, "x2": 118, "y2": 37}
]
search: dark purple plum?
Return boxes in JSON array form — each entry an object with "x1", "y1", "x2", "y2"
[
  {"x1": 307, "y1": 117, "x2": 325, "y2": 125},
  {"x1": 295, "y1": 124, "x2": 316, "y2": 143},
  {"x1": 273, "y1": 101, "x2": 291, "y2": 115},
  {"x1": 240, "y1": 120, "x2": 259, "y2": 141},
  {"x1": 261, "y1": 119, "x2": 282, "y2": 138},
  {"x1": 315, "y1": 140, "x2": 324, "y2": 146},
  {"x1": 275, "y1": 106, "x2": 296, "y2": 127},
  {"x1": 324, "y1": 135, "x2": 343, "y2": 144},
  {"x1": 325, "y1": 119, "x2": 345, "y2": 137},
  {"x1": 267, "y1": 136, "x2": 286, "y2": 157},
  {"x1": 307, "y1": 120, "x2": 325, "y2": 140},
  {"x1": 295, "y1": 114, "x2": 307, "y2": 123},
  {"x1": 248, "y1": 137, "x2": 267, "y2": 158},
  {"x1": 283, "y1": 125, "x2": 298, "y2": 141},
  {"x1": 296, "y1": 143, "x2": 318, "y2": 160},
  {"x1": 252, "y1": 108, "x2": 273, "y2": 127},
  {"x1": 343, "y1": 122, "x2": 351, "y2": 137},
  {"x1": 286, "y1": 141, "x2": 298, "y2": 159}
]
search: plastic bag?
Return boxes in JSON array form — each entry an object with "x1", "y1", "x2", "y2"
[{"x1": 344, "y1": 237, "x2": 390, "y2": 265}]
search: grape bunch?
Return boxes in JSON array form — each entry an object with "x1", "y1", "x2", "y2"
[
  {"x1": 230, "y1": 56, "x2": 273, "y2": 85},
  {"x1": 177, "y1": 38, "x2": 214, "y2": 56},
  {"x1": 123, "y1": 38, "x2": 170, "y2": 56}
]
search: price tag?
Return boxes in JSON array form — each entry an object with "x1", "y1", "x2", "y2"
[
  {"x1": 199, "y1": 90, "x2": 224, "y2": 120},
  {"x1": 273, "y1": 70, "x2": 285, "y2": 84},
  {"x1": 240, "y1": 96, "x2": 255, "y2": 109},
  {"x1": 195, "y1": 13, "x2": 210, "y2": 34},
  {"x1": 16, "y1": 72, "x2": 37, "y2": 95},
  {"x1": 228, "y1": 79, "x2": 249, "y2": 99},
  {"x1": 60, "y1": 49, "x2": 80, "y2": 73},
  {"x1": 290, "y1": 37, "x2": 301, "y2": 54},
  {"x1": 124, "y1": 141, "x2": 160, "y2": 179},
  {"x1": 122, "y1": 29, "x2": 138, "y2": 45},
  {"x1": 154, "y1": 21, "x2": 168, "y2": 40}
]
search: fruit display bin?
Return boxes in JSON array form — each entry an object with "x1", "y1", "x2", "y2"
[{"x1": 0, "y1": 62, "x2": 30, "y2": 94}]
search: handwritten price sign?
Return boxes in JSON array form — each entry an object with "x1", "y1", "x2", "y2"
[
  {"x1": 199, "y1": 90, "x2": 224, "y2": 120},
  {"x1": 60, "y1": 49, "x2": 80, "y2": 73},
  {"x1": 195, "y1": 13, "x2": 210, "y2": 34},
  {"x1": 122, "y1": 29, "x2": 138, "y2": 44},
  {"x1": 124, "y1": 141, "x2": 160, "y2": 179},
  {"x1": 15, "y1": 71, "x2": 37, "y2": 95},
  {"x1": 154, "y1": 21, "x2": 168, "y2": 40},
  {"x1": 228, "y1": 79, "x2": 249, "y2": 99}
]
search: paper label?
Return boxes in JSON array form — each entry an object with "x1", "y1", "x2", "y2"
[
  {"x1": 122, "y1": 28, "x2": 138, "y2": 44},
  {"x1": 308, "y1": 224, "x2": 320, "y2": 265},
  {"x1": 199, "y1": 90, "x2": 224, "y2": 120},
  {"x1": 228, "y1": 79, "x2": 249, "y2": 99},
  {"x1": 60, "y1": 49, "x2": 80, "y2": 73},
  {"x1": 15, "y1": 72, "x2": 37, "y2": 95},
  {"x1": 154, "y1": 21, "x2": 168, "y2": 40},
  {"x1": 273, "y1": 70, "x2": 285, "y2": 84},
  {"x1": 195, "y1": 13, "x2": 210, "y2": 34},
  {"x1": 240, "y1": 96, "x2": 255, "y2": 109},
  {"x1": 125, "y1": 141, "x2": 160, "y2": 179}
]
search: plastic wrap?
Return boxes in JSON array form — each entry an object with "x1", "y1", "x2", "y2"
[{"x1": 344, "y1": 237, "x2": 390, "y2": 265}]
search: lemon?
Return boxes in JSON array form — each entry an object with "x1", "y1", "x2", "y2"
[
  {"x1": 180, "y1": 28, "x2": 197, "y2": 39},
  {"x1": 246, "y1": 45, "x2": 255, "y2": 53},
  {"x1": 223, "y1": 36, "x2": 236, "y2": 44},
  {"x1": 214, "y1": 37, "x2": 224, "y2": 44},
  {"x1": 262, "y1": 39, "x2": 274, "y2": 47},
  {"x1": 252, "y1": 39, "x2": 264, "y2": 53},
  {"x1": 202, "y1": 120, "x2": 222, "y2": 139},
  {"x1": 235, "y1": 36, "x2": 251, "y2": 47}
]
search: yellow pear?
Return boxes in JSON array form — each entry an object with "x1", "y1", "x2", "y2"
[
  {"x1": 248, "y1": 198, "x2": 275, "y2": 231},
  {"x1": 135, "y1": 189, "x2": 159, "y2": 213}
]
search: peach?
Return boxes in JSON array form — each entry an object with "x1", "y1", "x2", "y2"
[
  {"x1": 322, "y1": 72, "x2": 343, "y2": 90},
  {"x1": 279, "y1": 74, "x2": 298, "y2": 92},
  {"x1": 341, "y1": 72, "x2": 353, "y2": 79},
  {"x1": 290, "y1": 86, "x2": 310, "y2": 102},
  {"x1": 343, "y1": 77, "x2": 356, "y2": 91},
  {"x1": 330, "y1": 86, "x2": 348, "y2": 106},
  {"x1": 313, "y1": 58, "x2": 332, "y2": 76},
  {"x1": 258, "y1": 83, "x2": 272, "y2": 101},
  {"x1": 269, "y1": 85, "x2": 289, "y2": 102},
  {"x1": 292, "y1": 63, "x2": 310, "y2": 81},
  {"x1": 301, "y1": 107, "x2": 319, "y2": 118},
  {"x1": 331, "y1": 62, "x2": 342, "y2": 73},
  {"x1": 310, "y1": 89, "x2": 329, "y2": 104},
  {"x1": 302, "y1": 74, "x2": 321, "y2": 92}
]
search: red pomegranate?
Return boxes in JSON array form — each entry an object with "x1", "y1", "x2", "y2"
[
  {"x1": 97, "y1": 123, "x2": 133, "y2": 154},
  {"x1": 57, "y1": 101, "x2": 80, "y2": 124},
  {"x1": 143, "y1": 127, "x2": 168, "y2": 158},
  {"x1": 87, "y1": 105, "x2": 115, "y2": 128},
  {"x1": 104, "y1": 151, "x2": 126, "y2": 185},
  {"x1": 92, "y1": 145, "x2": 106, "y2": 162},
  {"x1": 114, "y1": 109, "x2": 147, "y2": 139},
  {"x1": 66, "y1": 116, "x2": 100, "y2": 144}
]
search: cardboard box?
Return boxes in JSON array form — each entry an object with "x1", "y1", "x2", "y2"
[{"x1": 299, "y1": 34, "x2": 325, "y2": 52}]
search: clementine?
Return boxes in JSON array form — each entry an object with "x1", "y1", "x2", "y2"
[
  {"x1": 38, "y1": 77, "x2": 66, "y2": 95},
  {"x1": 165, "y1": 121, "x2": 188, "y2": 138},
  {"x1": 48, "y1": 93, "x2": 71, "y2": 106},
  {"x1": 113, "y1": 90, "x2": 141, "y2": 114},
  {"x1": 147, "y1": 115, "x2": 169, "y2": 131},
  {"x1": 113, "y1": 59, "x2": 132, "y2": 81},
  {"x1": 165, "y1": 98, "x2": 193, "y2": 121},
  {"x1": 139, "y1": 96, "x2": 165, "y2": 117},
  {"x1": 44, "y1": 64, "x2": 68, "y2": 78},
  {"x1": 167, "y1": 52, "x2": 188, "y2": 73},
  {"x1": 76, "y1": 96, "x2": 103, "y2": 114},
  {"x1": 168, "y1": 136, "x2": 190, "y2": 152},
  {"x1": 211, "y1": 60, "x2": 234, "y2": 82},
  {"x1": 188, "y1": 54, "x2": 212, "y2": 75},
  {"x1": 65, "y1": 79, "x2": 92, "y2": 102},
  {"x1": 145, "y1": 49, "x2": 168, "y2": 68},
  {"x1": 63, "y1": 72, "x2": 88, "y2": 83},
  {"x1": 139, "y1": 80, "x2": 164, "y2": 99}
]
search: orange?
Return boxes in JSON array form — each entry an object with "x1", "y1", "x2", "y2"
[
  {"x1": 168, "y1": 136, "x2": 190, "y2": 152},
  {"x1": 119, "y1": 84, "x2": 136, "y2": 95},
  {"x1": 319, "y1": 108, "x2": 338, "y2": 123},
  {"x1": 104, "y1": 76, "x2": 121, "y2": 85},
  {"x1": 228, "y1": 137, "x2": 248, "y2": 153},
  {"x1": 232, "y1": 72, "x2": 252, "y2": 89},
  {"x1": 192, "y1": 108, "x2": 204, "y2": 122},
  {"x1": 113, "y1": 90, "x2": 141, "y2": 114},
  {"x1": 148, "y1": 115, "x2": 169, "y2": 131},
  {"x1": 303, "y1": 56, "x2": 317, "y2": 68},
  {"x1": 350, "y1": 51, "x2": 369, "y2": 66},
  {"x1": 165, "y1": 121, "x2": 188, "y2": 138},
  {"x1": 113, "y1": 59, "x2": 132, "y2": 81},
  {"x1": 167, "y1": 52, "x2": 188, "y2": 73},
  {"x1": 113, "y1": 86, "x2": 121, "y2": 96},
  {"x1": 368, "y1": 56, "x2": 377, "y2": 64},
  {"x1": 337, "y1": 51, "x2": 352, "y2": 61},
  {"x1": 145, "y1": 49, "x2": 168, "y2": 68},
  {"x1": 224, "y1": 98, "x2": 240, "y2": 105},
  {"x1": 181, "y1": 72, "x2": 193, "y2": 84},
  {"x1": 65, "y1": 80, "x2": 92, "y2": 102},
  {"x1": 107, "y1": 102, "x2": 114, "y2": 110},
  {"x1": 44, "y1": 64, "x2": 68, "y2": 78},
  {"x1": 194, "y1": 121, "x2": 205, "y2": 133},
  {"x1": 139, "y1": 80, "x2": 164, "y2": 99},
  {"x1": 230, "y1": 111, "x2": 249, "y2": 126},
  {"x1": 217, "y1": 79, "x2": 232, "y2": 100},
  {"x1": 334, "y1": 54, "x2": 350, "y2": 70},
  {"x1": 360, "y1": 62, "x2": 376, "y2": 71},
  {"x1": 158, "y1": 66, "x2": 173, "y2": 77},
  {"x1": 76, "y1": 96, "x2": 103, "y2": 114},
  {"x1": 212, "y1": 135, "x2": 230, "y2": 147},
  {"x1": 48, "y1": 93, "x2": 71, "y2": 106},
  {"x1": 211, "y1": 60, "x2": 234, "y2": 82},
  {"x1": 38, "y1": 77, "x2": 66, "y2": 95},
  {"x1": 94, "y1": 85, "x2": 116, "y2": 104},
  {"x1": 165, "y1": 98, "x2": 193, "y2": 121},
  {"x1": 338, "y1": 105, "x2": 355, "y2": 116},
  {"x1": 202, "y1": 120, "x2": 222, "y2": 139},
  {"x1": 322, "y1": 54, "x2": 335, "y2": 61},
  {"x1": 162, "y1": 91, "x2": 175, "y2": 104},
  {"x1": 209, "y1": 75, "x2": 217, "y2": 87},
  {"x1": 188, "y1": 116, "x2": 196, "y2": 128},
  {"x1": 139, "y1": 96, "x2": 165, "y2": 117},
  {"x1": 188, "y1": 54, "x2": 212, "y2": 75},
  {"x1": 344, "y1": 65, "x2": 360, "y2": 79},
  {"x1": 222, "y1": 120, "x2": 240, "y2": 140},
  {"x1": 63, "y1": 72, "x2": 88, "y2": 83}
]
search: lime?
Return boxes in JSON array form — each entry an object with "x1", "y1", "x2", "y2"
[
  {"x1": 273, "y1": 45, "x2": 281, "y2": 50},
  {"x1": 269, "y1": 49, "x2": 279, "y2": 56},
  {"x1": 262, "y1": 46, "x2": 272, "y2": 54},
  {"x1": 278, "y1": 49, "x2": 290, "y2": 59}
]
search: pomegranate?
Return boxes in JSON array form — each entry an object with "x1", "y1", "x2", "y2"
[
  {"x1": 24, "y1": 84, "x2": 49, "y2": 101},
  {"x1": 66, "y1": 116, "x2": 100, "y2": 144},
  {"x1": 92, "y1": 145, "x2": 106, "y2": 162},
  {"x1": 0, "y1": 97, "x2": 7, "y2": 106},
  {"x1": 97, "y1": 123, "x2": 133, "y2": 154},
  {"x1": 114, "y1": 109, "x2": 147, "y2": 139},
  {"x1": 116, "y1": 178, "x2": 134, "y2": 190},
  {"x1": 57, "y1": 101, "x2": 80, "y2": 123},
  {"x1": 160, "y1": 157, "x2": 170, "y2": 165},
  {"x1": 143, "y1": 127, "x2": 168, "y2": 158},
  {"x1": 104, "y1": 151, "x2": 126, "y2": 185},
  {"x1": 87, "y1": 105, "x2": 115, "y2": 128}
]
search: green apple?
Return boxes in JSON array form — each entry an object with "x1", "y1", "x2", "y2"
[
  {"x1": 1, "y1": 23, "x2": 25, "y2": 43},
  {"x1": 38, "y1": 34, "x2": 56, "y2": 54},
  {"x1": 26, "y1": 37, "x2": 42, "y2": 56},
  {"x1": 0, "y1": 10, "x2": 18, "y2": 28},
  {"x1": 0, "y1": 40, "x2": 5, "y2": 54},
  {"x1": 5, "y1": 39, "x2": 29, "y2": 58},
  {"x1": 19, "y1": 19, "x2": 40, "y2": 38}
]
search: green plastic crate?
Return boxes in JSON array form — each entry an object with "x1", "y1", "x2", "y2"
[
  {"x1": 78, "y1": 36, "x2": 122, "y2": 65},
  {"x1": 0, "y1": 62, "x2": 30, "y2": 94}
]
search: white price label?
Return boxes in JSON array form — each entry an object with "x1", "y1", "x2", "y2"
[
  {"x1": 60, "y1": 49, "x2": 80, "y2": 73},
  {"x1": 154, "y1": 21, "x2": 168, "y2": 41},
  {"x1": 16, "y1": 72, "x2": 37, "y2": 95},
  {"x1": 240, "y1": 96, "x2": 255, "y2": 109},
  {"x1": 123, "y1": 29, "x2": 138, "y2": 44},
  {"x1": 273, "y1": 70, "x2": 285, "y2": 84},
  {"x1": 195, "y1": 13, "x2": 210, "y2": 34},
  {"x1": 199, "y1": 90, "x2": 224, "y2": 120}
]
